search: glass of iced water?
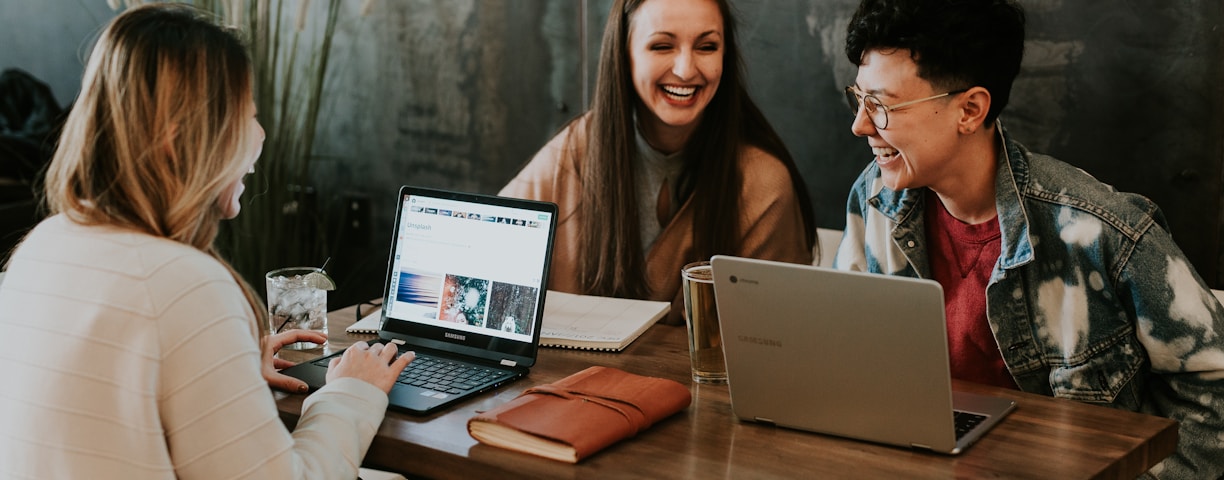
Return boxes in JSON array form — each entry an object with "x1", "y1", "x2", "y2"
[{"x1": 265, "y1": 267, "x2": 332, "y2": 350}]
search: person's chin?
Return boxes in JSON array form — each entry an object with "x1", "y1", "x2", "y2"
[
  {"x1": 653, "y1": 98, "x2": 707, "y2": 119},
  {"x1": 219, "y1": 202, "x2": 241, "y2": 219},
  {"x1": 654, "y1": 109, "x2": 703, "y2": 130},
  {"x1": 879, "y1": 172, "x2": 909, "y2": 191}
]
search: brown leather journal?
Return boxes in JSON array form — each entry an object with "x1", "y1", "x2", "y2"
[{"x1": 467, "y1": 365, "x2": 692, "y2": 463}]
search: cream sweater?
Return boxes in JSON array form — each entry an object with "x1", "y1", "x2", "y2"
[{"x1": 0, "y1": 215, "x2": 389, "y2": 479}]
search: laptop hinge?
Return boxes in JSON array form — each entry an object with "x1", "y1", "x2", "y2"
[{"x1": 500, "y1": 359, "x2": 517, "y2": 367}]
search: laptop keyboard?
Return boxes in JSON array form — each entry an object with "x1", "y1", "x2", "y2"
[
  {"x1": 953, "y1": 410, "x2": 988, "y2": 439},
  {"x1": 309, "y1": 351, "x2": 513, "y2": 395},
  {"x1": 394, "y1": 353, "x2": 513, "y2": 394}
]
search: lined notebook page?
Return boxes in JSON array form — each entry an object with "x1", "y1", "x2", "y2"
[{"x1": 539, "y1": 291, "x2": 669, "y2": 352}]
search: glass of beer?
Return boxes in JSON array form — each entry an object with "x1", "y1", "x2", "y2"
[{"x1": 682, "y1": 261, "x2": 726, "y2": 384}]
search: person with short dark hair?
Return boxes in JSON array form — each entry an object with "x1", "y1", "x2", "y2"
[{"x1": 834, "y1": 1, "x2": 1224, "y2": 477}]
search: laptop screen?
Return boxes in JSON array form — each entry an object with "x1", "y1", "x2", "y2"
[{"x1": 379, "y1": 186, "x2": 557, "y2": 366}]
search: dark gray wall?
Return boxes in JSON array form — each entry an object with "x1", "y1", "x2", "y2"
[
  {"x1": 4, "y1": 1, "x2": 1222, "y2": 308},
  {"x1": 307, "y1": 0, "x2": 586, "y2": 306}
]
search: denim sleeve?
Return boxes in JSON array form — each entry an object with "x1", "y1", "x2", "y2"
[
  {"x1": 833, "y1": 163, "x2": 876, "y2": 273},
  {"x1": 1122, "y1": 226, "x2": 1224, "y2": 479}
]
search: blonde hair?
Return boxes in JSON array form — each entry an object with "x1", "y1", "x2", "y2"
[{"x1": 44, "y1": 3, "x2": 268, "y2": 335}]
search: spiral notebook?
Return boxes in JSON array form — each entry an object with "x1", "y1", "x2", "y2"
[
  {"x1": 347, "y1": 310, "x2": 383, "y2": 334},
  {"x1": 350, "y1": 291, "x2": 666, "y2": 351},
  {"x1": 537, "y1": 291, "x2": 669, "y2": 352}
]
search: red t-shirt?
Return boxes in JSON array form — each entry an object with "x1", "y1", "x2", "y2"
[{"x1": 924, "y1": 191, "x2": 1017, "y2": 390}]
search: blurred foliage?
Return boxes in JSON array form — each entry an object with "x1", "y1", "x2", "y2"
[{"x1": 111, "y1": 0, "x2": 349, "y2": 292}]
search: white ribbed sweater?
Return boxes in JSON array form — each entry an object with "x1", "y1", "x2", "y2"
[{"x1": 0, "y1": 215, "x2": 388, "y2": 479}]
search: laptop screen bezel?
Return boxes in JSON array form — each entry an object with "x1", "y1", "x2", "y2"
[{"x1": 376, "y1": 185, "x2": 557, "y2": 368}]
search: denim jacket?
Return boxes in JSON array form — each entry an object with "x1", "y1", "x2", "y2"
[{"x1": 834, "y1": 126, "x2": 1224, "y2": 479}]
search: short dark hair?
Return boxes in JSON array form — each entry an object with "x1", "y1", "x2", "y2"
[{"x1": 845, "y1": 0, "x2": 1025, "y2": 124}]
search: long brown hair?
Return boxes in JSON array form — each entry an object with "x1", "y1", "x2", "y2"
[
  {"x1": 43, "y1": 3, "x2": 268, "y2": 335},
  {"x1": 576, "y1": 0, "x2": 815, "y2": 298}
]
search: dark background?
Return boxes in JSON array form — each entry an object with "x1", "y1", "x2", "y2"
[{"x1": 2, "y1": 1, "x2": 1221, "y2": 310}]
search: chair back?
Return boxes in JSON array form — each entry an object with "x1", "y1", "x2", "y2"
[{"x1": 814, "y1": 228, "x2": 842, "y2": 267}]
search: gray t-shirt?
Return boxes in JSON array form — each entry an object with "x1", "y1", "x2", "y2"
[{"x1": 633, "y1": 128, "x2": 685, "y2": 251}]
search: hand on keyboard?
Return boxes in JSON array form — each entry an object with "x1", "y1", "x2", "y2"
[{"x1": 327, "y1": 341, "x2": 416, "y2": 393}]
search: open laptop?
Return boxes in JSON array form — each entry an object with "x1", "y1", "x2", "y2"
[
  {"x1": 281, "y1": 185, "x2": 557, "y2": 415},
  {"x1": 710, "y1": 255, "x2": 1016, "y2": 454}
]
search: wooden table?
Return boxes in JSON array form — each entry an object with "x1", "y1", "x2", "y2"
[{"x1": 273, "y1": 303, "x2": 1178, "y2": 479}]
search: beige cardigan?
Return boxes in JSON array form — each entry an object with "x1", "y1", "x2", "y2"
[{"x1": 500, "y1": 117, "x2": 812, "y2": 324}]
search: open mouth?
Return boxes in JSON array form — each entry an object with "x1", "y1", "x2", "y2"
[
  {"x1": 872, "y1": 146, "x2": 900, "y2": 164},
  {"x1": 662, "y1": 85, "x2": 698, "y2": 101}
]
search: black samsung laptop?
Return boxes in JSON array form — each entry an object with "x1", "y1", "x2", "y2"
[{"x1": 281, "y1": 185, "x2": 557, "y2": 415}]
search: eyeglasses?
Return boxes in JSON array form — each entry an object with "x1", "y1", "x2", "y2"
[{"x1": 844, "y1": 85, "x2": 967, "y2": 130}]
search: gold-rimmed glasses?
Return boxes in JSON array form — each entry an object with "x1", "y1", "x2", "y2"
[{"x1": 844, "y1": 85, "x2": 967, "y2": 130}]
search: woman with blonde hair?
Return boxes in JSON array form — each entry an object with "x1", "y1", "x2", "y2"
[
  {"x1": 501, "y1": 0, "x2": 815, "y2": 324},
  {"x1": 0, "y1": 4, "x2": 412, "y2": 478}
]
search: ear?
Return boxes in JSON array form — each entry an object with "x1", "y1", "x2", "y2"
[{"x1": 957, "y1": 86, "x2": 991, "y2": 135}]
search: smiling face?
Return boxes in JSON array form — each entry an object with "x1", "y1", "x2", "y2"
[
  {"x1": 628, "y1": 0, "x2": 724, "y2": 151},
  {"x1": 217, "y1": 96, "x2": 265, "y2": 219},
  {"x1": 850, "y1": 49, "x2": 965, "y2": 192}
]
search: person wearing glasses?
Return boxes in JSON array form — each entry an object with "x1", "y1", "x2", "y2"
[
  {"x1": 834, "y1": 1, "x2": 1224, "y2": 478},
  {"x1": 500, "y1": 0, "x2": 815, "y2": 325}
]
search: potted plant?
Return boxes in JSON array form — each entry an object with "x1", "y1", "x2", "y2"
[{"x1": 108, "y1": 0, "x2": 353, "y2": 289}]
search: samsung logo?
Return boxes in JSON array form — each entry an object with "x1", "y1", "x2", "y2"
[
  {"x1": 738, "y1": 335, "x2": 782, "y2": 348},
  {"x1": 445, "y1": 332, "x2": 466, "y2": 341}
]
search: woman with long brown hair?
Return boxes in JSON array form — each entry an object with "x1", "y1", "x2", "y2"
[
  {"x1": 0, "y1": 4, "x2": 412, "y2": 478},
  {"x1": 501, "y1": 0, "x2": 815, "y2": 324}
]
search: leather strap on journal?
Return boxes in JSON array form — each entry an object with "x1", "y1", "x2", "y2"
[{"x1": 521, "y1": 384, "x2": 650, "y2": 433}]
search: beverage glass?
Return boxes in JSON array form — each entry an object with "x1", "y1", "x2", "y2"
[
  {"x1": 681, "y1": 261, "x2": 726, "y2": 384},
  {"x1": 265, "y1": 267, "x2": 328, "y2": 350}
]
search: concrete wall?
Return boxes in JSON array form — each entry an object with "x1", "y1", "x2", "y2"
[{"x1": 3, "y1": 0, "x2": 1222, "y2": 306}]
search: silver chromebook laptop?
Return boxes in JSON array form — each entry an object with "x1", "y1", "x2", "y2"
[
  {"x1": 710, "y1": 255, "x2": 1016, "y2": 454},
  {"x1": 282, "y1": 186, "x2": 557, "y2": 415}
]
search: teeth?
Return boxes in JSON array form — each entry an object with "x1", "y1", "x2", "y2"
[
  {"x1": 872, "y1": 147, "x2": 898, "y2": 158},
  {"x1": 662, "y1": 85, "x2": 696, "y2": 98}
]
